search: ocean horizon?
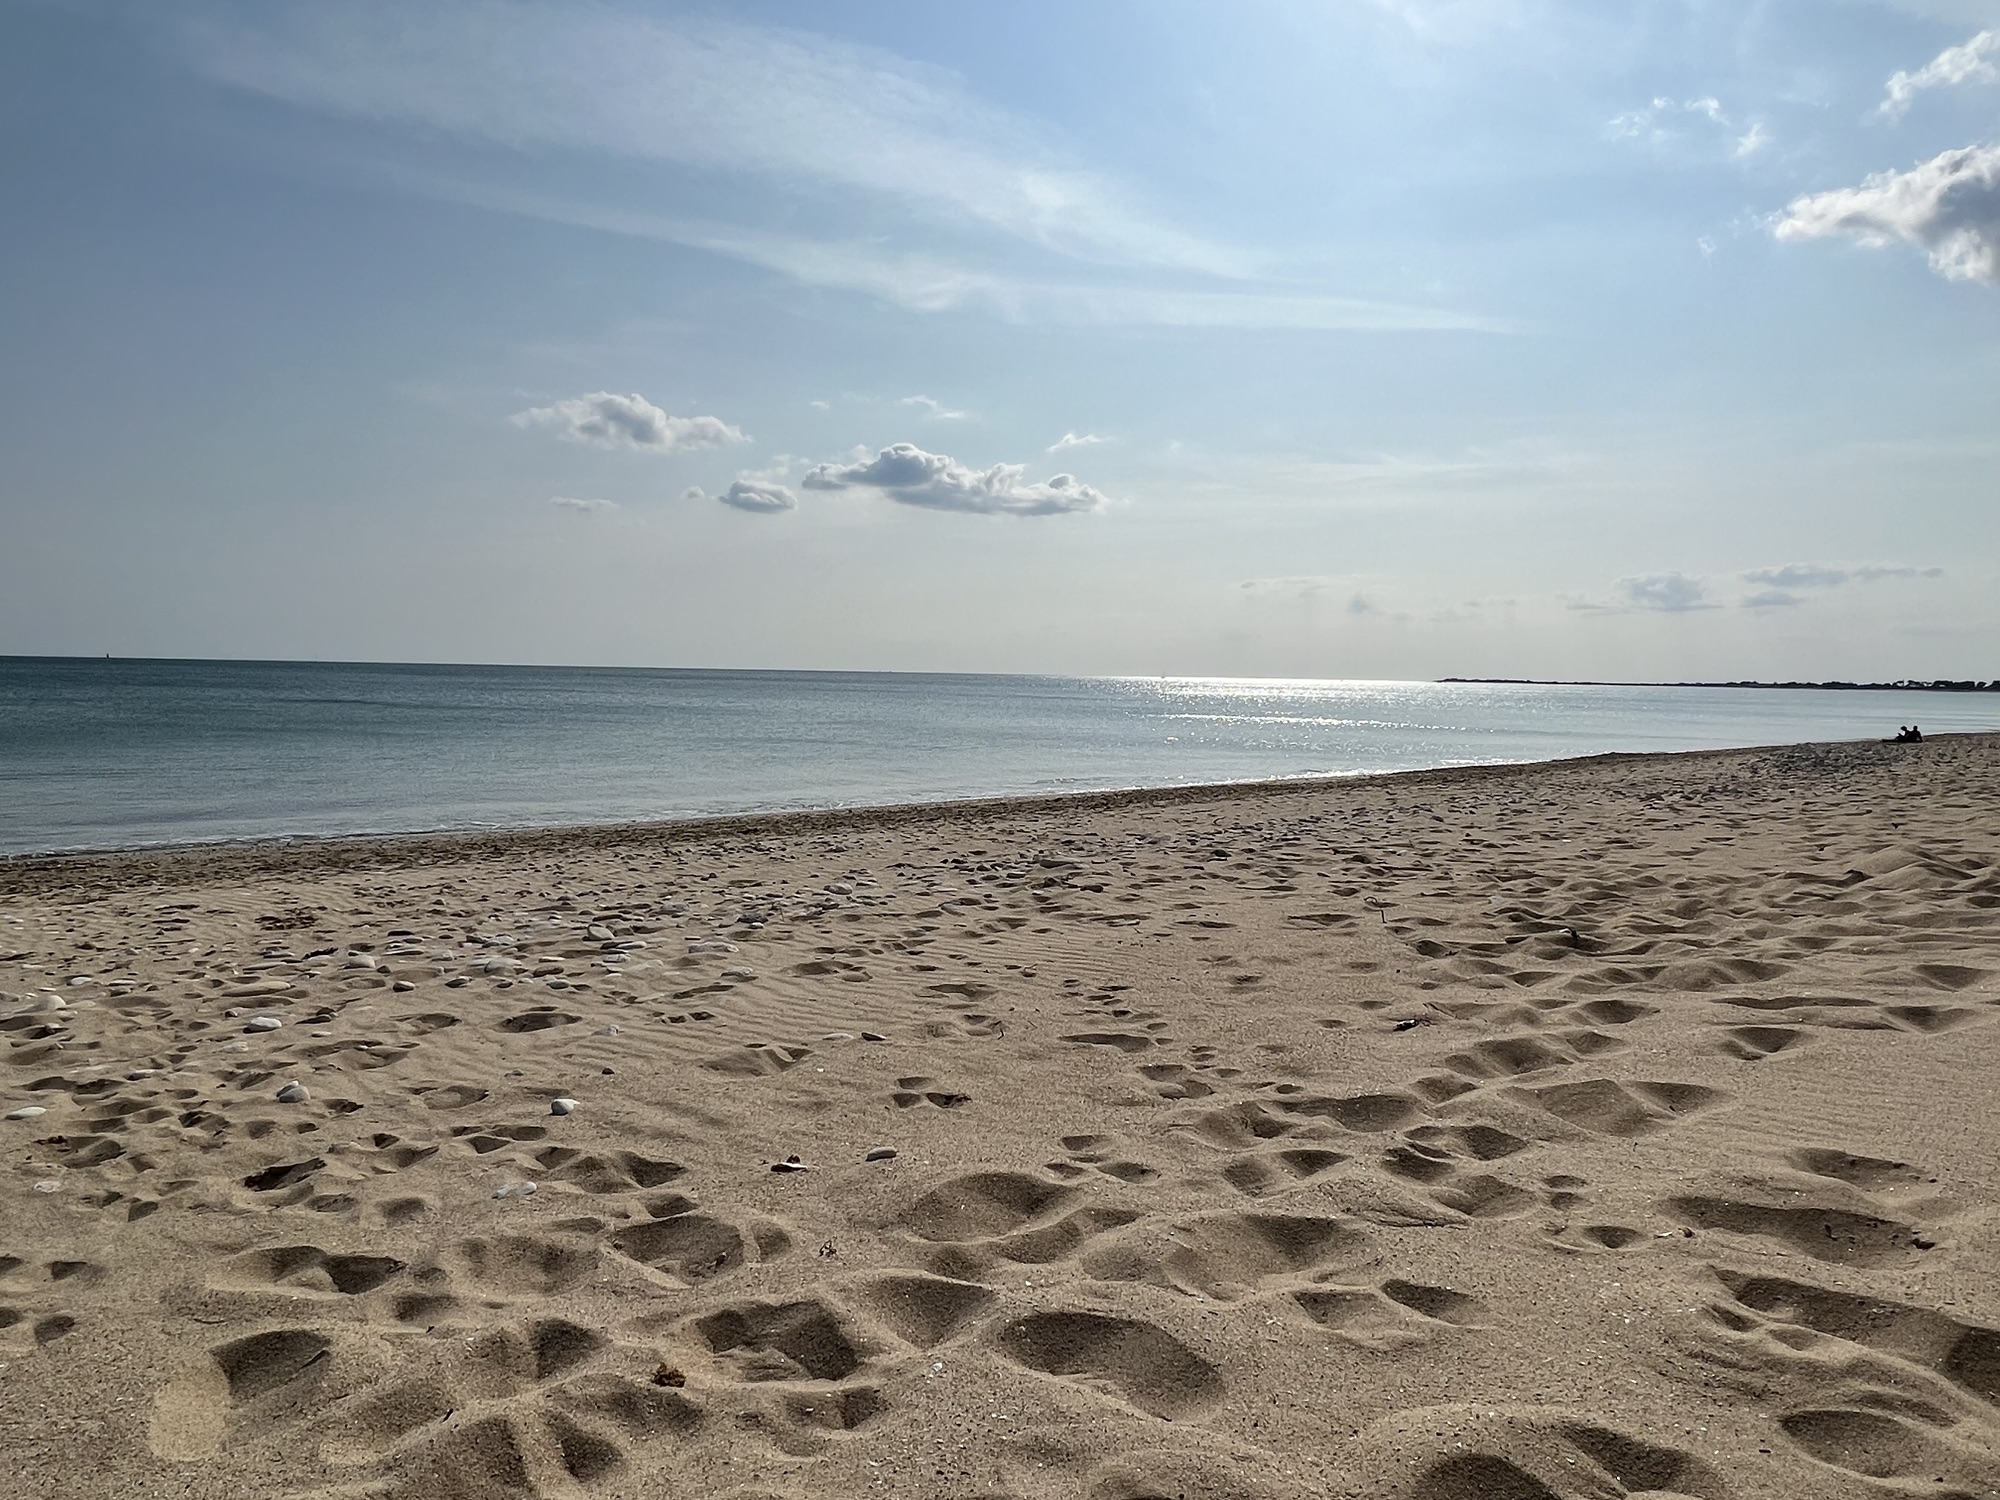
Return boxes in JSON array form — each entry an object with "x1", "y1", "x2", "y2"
[{"x1": 5, "y1": 654, "x2": 1998, "y2": 858}]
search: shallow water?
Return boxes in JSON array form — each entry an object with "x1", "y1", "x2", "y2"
[{"x1": 3, "y1": 657, "x2": 1994, "y2": 854}]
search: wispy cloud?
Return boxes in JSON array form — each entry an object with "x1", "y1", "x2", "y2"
[
  {"x1": 1881, "y1": 29, "x2": 1998, "y2": 118},
  {"x1": 802, "y1": 442, "x2": 1107, "y2": 516},
  {"x1": 1048, "y1": 432, "x2": 1106, "y2": 453},
  {"x1": 169, "y1": 1, "x2": 1246, "y2": 276},
  {"x1": 684, "y1": 478, "x2": 797, "y2": 514},
  {"x1": 164, "y1": 5, "x2": 1510, "y2": 335},
  {"x1": 1607, "y1": 96, "x2": 1769, "y2": 159},
  {"x1": 548, "y1": 495, "x2": 617, "y2": 513},
  {"x1": 1774, "y1": 144, "x2": 2000, "y2": 283},
  {"x1": 511, "y1": 392, "x2": 746, "y2": 451},
  {"x1": 901, "y1": 394, "x2": 969, "y2": 421}
]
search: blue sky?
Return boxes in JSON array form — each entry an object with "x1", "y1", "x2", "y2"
[{"x1": 2, "y1": 0, "x2": 1996, "y2": 678}]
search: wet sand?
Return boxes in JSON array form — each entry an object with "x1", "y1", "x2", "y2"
[{"x1": 2, "y1": 736, "x2": 1997, "y2": 1499}]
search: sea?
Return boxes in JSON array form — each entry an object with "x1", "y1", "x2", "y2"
[{"x1": 3, "y1": 656, "x2": 1996, "y2": 857}]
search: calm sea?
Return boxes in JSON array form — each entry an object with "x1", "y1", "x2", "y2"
[{"x1": 2, "y1": 657, "x2": 1995, "y2": 856}]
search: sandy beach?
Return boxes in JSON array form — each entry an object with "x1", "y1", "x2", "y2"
[{"x1": 1, "y1": 734, "x2": 1996, "y2": 1500}]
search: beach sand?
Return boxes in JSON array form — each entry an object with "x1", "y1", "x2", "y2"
[{"x1": 2, "y1": 735, "x2": 1997, "y2": 1500}]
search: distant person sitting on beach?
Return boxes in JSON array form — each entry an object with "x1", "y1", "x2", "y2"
[{"x1": 1888, "y1": 725, "x2": 1924, "y2": 743}]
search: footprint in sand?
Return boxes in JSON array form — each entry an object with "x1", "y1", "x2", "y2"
[
  {"x1": 848, "y1": 1273, "x2": 995, "y2": 1349},
  {"x1": 994, "y1": 1311, "x2": 1224, "y2": 1420},
  {"x1": 1707, "y1": 1267, "x2": 1999, "y2": 1404},
  {"x1": 1343, "y1": 1404, "x2": 1727, "y2": 1498},
  {"x1": 1080, "y1": 1210, "x2": 1373, "y2": 1302},
  {"x1": 1051, "y1": 1133, "x2": 1161, "y2": 1183},
  {"x1": 609, "y1": 1205, "x2": 790, "y2": 1287},
  {"x1": 148, "y1": 1327, "x2": 334, "y2": 1461},
  {"x1": 1293, "y1": 1279, "x2": 1488, "y2": 1352},
  {"x1": 1665, "y1": 1177, "x2": 1937, "y2": 1267},
  {"x1": 891, "y1": 1076, "x2": 972, "y2": 1109},
  {"x1": 1512, "y1": 1078, "x2": 1729, "y2": 1137},
  {"x1": 702, "y1": 1042, "x2": 812, "y2": 1077}
]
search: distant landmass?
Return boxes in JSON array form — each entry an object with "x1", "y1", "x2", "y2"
[{"x1": 1439, "y1": 678, "x2": 2000, "y2": 692}]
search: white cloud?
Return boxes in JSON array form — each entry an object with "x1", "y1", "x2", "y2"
[
  {"x1": 511, "y1": 391, "x2": 747, "y2": 451},
  {"x1": 801, "y1": 442, "x2": 1107, "y2": 516},
  {"x1": 901, "y1": 394, "x2": 969, "y2": 420},
  {"x1": 549, "y1": 495, "x2": 617, "y2": 513},
  {"x1": 1048, "y1": 431, "x2": 1105, "y2": 453},
  {"x1": 682, "y1": 478, "x2": 798, "y2": 514},
  {"x1": 1881, "y1": 29, "x2": 1999, "y2": 118},
  {"x1": 169, "y1": 2, "x2": 1246, "y2": 277},
  {"x1": 1774, "y1": 145, "x2": 2000, "y2": 282}
]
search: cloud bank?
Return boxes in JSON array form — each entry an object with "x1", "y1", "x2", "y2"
[
  {"x1": 1617, "y1": 573, "x2": 1714, "y2": 612},
  {"x1": 1740, "y1": 561, "x2": 1942, "y2": 607},
  {"x1": 1775, "y1": 143, "x2": 2000, "y2": 283},
  {"x1": 1741, "y1": 562, "x2": 1941, "y2": 589},
  {"x1": 802, "y1": 443, "x2": 1107, "y2": 515},
  {"x1": 511, "y1": 392, "x2": 747, "y2": 451},
  {"x1": 548, "y1": 495, "x2": 617, "y2": 514},
  {"x1": 684, "y1": 479, "x2": 798, "y2": 514},
  {"x1": 1881, "y1": 29, "x2": 1998, "y2": 118},
  {"x1": 1048, "y1": 431, "x2": 1105, "y2": 453}
]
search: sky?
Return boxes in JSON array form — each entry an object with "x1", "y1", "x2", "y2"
[{"x1": 2, "y1": 0, "x2": 1997, "y2": 681}]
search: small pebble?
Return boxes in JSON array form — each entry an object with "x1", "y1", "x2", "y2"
[
  {"x1": 392, "y1": 980, "x2": 416, "y2": 992},
  {"x1": 865, "y1": 1146, "x2": 898, "y2": 1163},
  {"x1": 6, "y1": 1106, "x2": 48, "y2": 1121},
  {"x1": 721, "y1": 967, "x2": 756, "y2": 980},
  {"x1": 822, "y1": 1031, "x2": 855, "y2": 1041},
  {"x1": 33, "y1": 1179, "x2": 61, "y2": 1193},
  {"x1": 492, "y1": 1180, "x2": 537, "y2": 1200},
  {"x1": 771, "y1": 1155, "x2": 809, "y2": 1173},
  {"x1": 246, "y1": 1016, "x2": 284, "y2": 1032},
  {"x1": 593, "y1": 1025, "x2": 621, "y2": 1036},
  {"x1": 860, "y1": 1032, "x2": 888, "y2": 1043},
  {"x1": 276, "y1": 1081, "x2": 310, "y2": 1104},
  {"x1": 550, "y1": 1097, "x2": 580, "y2": 1115}
]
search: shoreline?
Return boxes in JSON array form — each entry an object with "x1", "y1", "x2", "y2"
[
  {"x1": 0, "y1": 734, "x2": 1934, "y2": 892},
  {"x1": 1, "y1": 723, "x2": 1995, "y2": 1497}
]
